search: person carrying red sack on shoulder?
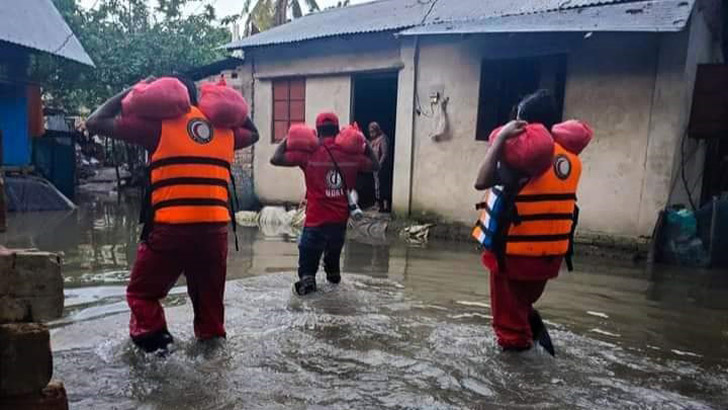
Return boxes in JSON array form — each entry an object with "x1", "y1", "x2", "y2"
[
  {"x1": 473, "y1": 90, "x2": 592, "y2": 355},
  {"x1": 86, "y1": 75, "x2": 259, "y2": 353},
  {"x1": 270, "y1": 113, "x2": 380, "y2": 295}
]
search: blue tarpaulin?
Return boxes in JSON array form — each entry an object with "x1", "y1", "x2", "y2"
[{"x1": 0, "y1": 83, "x2": 30, "y2": 166}]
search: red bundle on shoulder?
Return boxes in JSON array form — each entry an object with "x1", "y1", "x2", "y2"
[
  {"x1": 551, "y1": 120, "x2": 593, "y2": 154},
  {"x1": 121, "y1": 77, "x2": 191, "y2": 119},
  {"x1": 335, "y1": 123, "x2": 366, "y2": 155},
  {"x1": 489, "y1": 123, "x2": 555, "y2": 177},
  {"x1": 287, "y1": 123, "x2": 318, "y2": 152},
  {"x1": 198, "y1": 78, "x2": 250, "y2": 128}
]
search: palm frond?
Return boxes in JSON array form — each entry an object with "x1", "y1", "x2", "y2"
[{"x1": 303, "y1": 0, "x2": 320, "y2": 12}]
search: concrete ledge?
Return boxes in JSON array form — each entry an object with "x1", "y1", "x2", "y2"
[
  {"x1": 0, "y1": 323, "x2": 52, "y2": 397},
  {"x1": 389, "y1": 216, "x2": 650, "y2": 257}
]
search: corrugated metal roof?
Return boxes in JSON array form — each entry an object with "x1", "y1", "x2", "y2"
[
  {"x1": 402, "y1": 0, "x2": 695, "y2": 35},
  {"x1": 225, "y1": 0, "x2": 431, "y2": 49},
  {"x1": 424, "y1": 0, "x2": 634, "y2": 24},
  {"x1": 0, "y1": 0, "x2": 93, "y2": 66},
  {"x1": 226, "y1": 0, "x2": 696, "y2": 50}
]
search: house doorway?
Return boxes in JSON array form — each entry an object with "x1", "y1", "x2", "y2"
[{"x1": 352, "y1": 72, "x2": 398, "y2": 211}]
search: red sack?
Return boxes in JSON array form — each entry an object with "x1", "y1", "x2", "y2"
[
  {"x1": 552, "y1": 120, "x2": 593, "y2": 155},
  {"x1": 489, "y1": 123, "x2": 555, "y2": 177},
  {"x1": 198, "y1": 78, "x2": 249, "y2": 128},
  {"x1": 335, "y1": 123, "x2": 366, "y2": 155},
  {"x1": 286, "y1": 123, "x2": 318, "y2": 152},
  {"x1": 121, "y1": 77, "x2": 191, "y2": 119}
]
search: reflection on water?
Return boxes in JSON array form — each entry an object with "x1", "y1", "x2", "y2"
[{"x1": 2, "y1": 196, "x2": 728, "y2": 409}]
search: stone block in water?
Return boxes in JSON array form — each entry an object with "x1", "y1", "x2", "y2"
[
  {"x1": 0, "y1": 323, "x2": 52, "y2": 397},
  {"x1": 0, "y1": 380, "x2": 68, "y2": 410},
  {"x1": 0, "y1": 249, "x2": 63, "y2": 323}
]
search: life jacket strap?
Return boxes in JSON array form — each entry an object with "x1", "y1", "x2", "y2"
[
  {"x1": 515, "y1": 193, "x2": 577, "y2": 202},
  {"x1": 152, "y1": 198, "x2": 230, "y2": 211},
  {"x1": 149, "y1": 156, "x2": 231, "y2": 171},
  {"x1": 506, "y1": 233, "x2": 572, "y2": 243},
  {"x1": 150, "y1": 177, "x2": 229, "y2": 191}
]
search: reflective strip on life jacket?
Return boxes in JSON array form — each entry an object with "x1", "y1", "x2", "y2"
[{"x1": 149, "y1": 107, "x2": 235, "y2": 224}]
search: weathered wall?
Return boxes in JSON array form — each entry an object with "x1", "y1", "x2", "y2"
[
  {"x1": 400, "y1": 33, "x2": 665, "y2": 237},
  {"x1": 248, "y1": 34, "x2": 401, "y2": 205},
  {"x1": 664, "y1": 7, "x2": 722, "y2": 212},
  {"x1": 563, "y1": 33, "x2": 660, "y2": 237},
  {"x1": 247, "y1": 20, "x2": 716, "y2": 239}
]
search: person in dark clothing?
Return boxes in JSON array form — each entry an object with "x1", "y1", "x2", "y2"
[
  {"x1": 271, "y1": 112, "x2": 380, "y2": 295},
  {"x1": 86, "y1": 75, "x2": 259, "y2": 353},
  {"x1": 368, "y1": 122, "x2": 392, "y2": 213}
]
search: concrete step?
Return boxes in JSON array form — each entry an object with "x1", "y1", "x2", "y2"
[
  {"x1": 0, "y1": 248, "x2": 63, "y2": 323},
  {"x1": 0, "y1": 381, "x2": 68, "y2": 410},
  {"x1": 0, "y1": 323, "x2": 52, "y2": 397}
]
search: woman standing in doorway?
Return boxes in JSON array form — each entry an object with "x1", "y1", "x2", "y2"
[{"x1": 369, "y1": 122, "x2": 392, "y2": 213}]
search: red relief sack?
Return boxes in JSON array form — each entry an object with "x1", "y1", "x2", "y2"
[
  {"x1": 489, "y1": 123, "x2": 555, "y2": 177},
  {"x1": 287, "y1": 123, "x2": 318, "y2": 152},
  {"x1": 198, "y1": 78, "x2": 250, "y2": 128},
  {"x1": 551, "y1": 120, "x2": 593, "y2": 155},
  {"x1": 121, "y1": 77, "x2": 191, "y2": 119},
  {"x1": 335, "y1": 123, "x2": 367, "y2": 155}
]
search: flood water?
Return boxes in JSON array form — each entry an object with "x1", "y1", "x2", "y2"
[{"x1": 2, "y1": 194, "x2": 728, "y2": 409}]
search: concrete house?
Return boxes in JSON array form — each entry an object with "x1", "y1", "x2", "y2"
[{"x1": 224, "y1": 0, "x2": 723, "y2": 241}]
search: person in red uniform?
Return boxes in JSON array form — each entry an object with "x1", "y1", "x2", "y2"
[
  {"x1": 474, "y1": 91, "x2": 568, "y2": 354},
  {"x1": 270, "y1": 113, "x2": 380, "y2": 295},
  {"x1": 86, "y1": 75, "x2": 259, "y2": 353}
]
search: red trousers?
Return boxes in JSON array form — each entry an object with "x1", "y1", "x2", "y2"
[
  {"x1": 482, "y1": 252, "x2": 561, "y2": 349},
  {"x1": 126, "y1": 224, "x2": 228, "y2": 340}
]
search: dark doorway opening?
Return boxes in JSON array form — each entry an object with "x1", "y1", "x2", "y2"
[{"x1": 352, "y1": 72, "x2": 398, "y2": 211}]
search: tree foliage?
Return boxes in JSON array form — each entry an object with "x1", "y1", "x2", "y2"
[
  {"x1": 240, "y1": 0, "x2": 320, "y2": 36},
  {"x1": 35, "y1": 0, "x2": 231, "y2": 113}
]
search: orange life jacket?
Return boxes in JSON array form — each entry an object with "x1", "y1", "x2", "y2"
[
  {"x1": 472, "y1": 143, "x2": 582, "y2": 258},
  {"x1": 148, "y1": 106, "x2": 234, "y2": 224}
]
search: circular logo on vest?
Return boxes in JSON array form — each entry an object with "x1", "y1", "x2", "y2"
[
  {"x1": 326, "y1": 169, "x2": 343, "y2": 190},
  {"x1": 554, "y1": 155, "x2": 572, "y2": 180},
  {"x1": 187, "y1": 118, "x2": 214, "y2": 144}
]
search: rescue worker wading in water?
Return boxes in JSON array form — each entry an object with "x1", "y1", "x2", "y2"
[
  {"x1": 86, "y1": 75, "x2": 259, "y2": 353},
  {"x1": 270, "y1": 113, "x2": 380, "y2": 296},
  {"x1": 473, "y1": 90, "x2": 587, "y2": 355}
]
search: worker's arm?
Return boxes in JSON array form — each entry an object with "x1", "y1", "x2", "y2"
[
  {"x1": 362, "y1": 141, "x2": 381, "y2": 172},
  {"x1": 474, "y1": 120, "x2": 526, "y2": 190},
  {"x1": 85, "y1": 86, "x2": 132, "y2": 138},
  {"x1": 269, "y1": 138, "x2": 298, "y2": 167},
  {"x1": 234, "y1": 117, "x2": 260, "y2": 149}
]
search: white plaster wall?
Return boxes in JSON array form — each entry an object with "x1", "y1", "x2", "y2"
[
  {"x1": 563, "y1": 34, "x2": 660, "y2": 237},
  {"x1": 407, "y1": 38, "x2": 484, "y2": 222},
  {"x1": 402, "y1": 34, "x2": 661, "y2": 237},
  {"x1": 305, "y1": 76, "x2": 351, "y2": 126}
]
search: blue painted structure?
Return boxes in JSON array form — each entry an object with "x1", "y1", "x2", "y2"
[{"x1": 0, "y1": 82, "x2": 30, "y2": 166}]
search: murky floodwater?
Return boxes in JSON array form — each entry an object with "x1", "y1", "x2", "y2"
[{"x1": 2, "y1": 194, "x2": 728, "y2": 409}]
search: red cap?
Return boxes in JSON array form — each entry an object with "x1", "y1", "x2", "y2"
[{"x1": 316, "y1": 112, "x2": 339, "y2": 128}]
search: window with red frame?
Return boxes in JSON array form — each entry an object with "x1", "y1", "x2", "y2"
[{"x1": 272, "y1": 78, "x2": 305, "y2": 142}]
